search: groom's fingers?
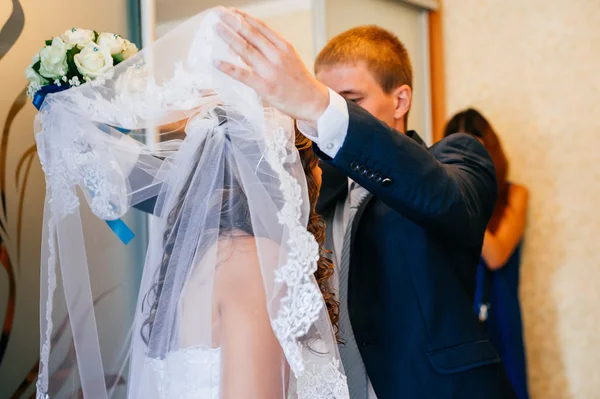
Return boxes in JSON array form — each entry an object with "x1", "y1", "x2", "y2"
[
  {"x1": 215, "y1": 22, "x2": 270, "y2": 74},
  {"x1": 215, "y1": 60, "x2": 267, "y2": 93},
  {"x1": 219, "y1": 9, "x2": 279, "y2": 63},
  {"x1": 232, "y1": 8, "x2": 290, "y2": 52}
]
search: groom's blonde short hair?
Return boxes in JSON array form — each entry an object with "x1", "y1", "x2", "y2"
[{"x1": 314, "y1": 25, "x2": 413, "y2": 94}]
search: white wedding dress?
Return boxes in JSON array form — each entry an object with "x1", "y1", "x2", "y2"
[
  {"x1": 146, "y1": 339, "x2": 346, "y2": 399},
  {"x1": 147, "y1": 346, "x2": 221, "y2": 399},
  {"x1": 147, "y1": 343, "x2": 345, "y2": 399}
]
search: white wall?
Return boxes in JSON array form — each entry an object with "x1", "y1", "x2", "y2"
[{"x1": 443, "y1": 1, "x2": 600, "y2": 397}]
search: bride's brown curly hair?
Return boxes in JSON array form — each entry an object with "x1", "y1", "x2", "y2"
[{"x1": 294, "y1": 129, "x2": 339, "y2": 338}]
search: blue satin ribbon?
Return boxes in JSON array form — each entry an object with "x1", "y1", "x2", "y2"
[
  {"x1": 115, "y1": 126, "x2": 132, "y2": 134},
  {"x1": 33, "y1": 84, "x2": 70, "y2": 111},
  {"x1": 34, "y1": 85, "x2": 136, "y2": 245},
  {"x1": 97, "y1": 124, "x2": 134, "y2": 136},
  {"x1": 106, "y1": 219, "x2": 135, "y2": 245}
]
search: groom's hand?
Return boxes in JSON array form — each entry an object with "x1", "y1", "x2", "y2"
[{"x1": 215, "y1": 8, "x2": 330, "y2": 128}]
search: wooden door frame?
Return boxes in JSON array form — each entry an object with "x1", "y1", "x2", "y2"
[{"x1": 427, "y1": 0, "x2": 445, "y2": 142}]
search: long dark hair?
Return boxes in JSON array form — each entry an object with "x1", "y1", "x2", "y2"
[
  {"x1": 295, "y1": 129, "x2": 339, "y2": 338},
  {"x1": 141, "y1": 115, "x2": 339, "y2": 350},
  {"x1": 443, "y1": 108, "x2": 509, "y2": 208}
]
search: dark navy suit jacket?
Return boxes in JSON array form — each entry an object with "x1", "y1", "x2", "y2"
[{"x1": 315, "y1": 102, "x2": 517, "y2": 399}]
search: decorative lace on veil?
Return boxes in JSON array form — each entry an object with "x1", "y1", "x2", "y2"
[{"x1": 34, "y1": 7, "x2": 348, "y2": 399}]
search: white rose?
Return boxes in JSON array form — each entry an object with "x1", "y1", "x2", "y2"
[
  {"x1": 30, "y1": 52, "x2": 40, "y2": 64},
  {"x1": 25, "y1": 65, "x2": 47, "y2": 86},
  {"x1": 38, "y1": 37, "x2": 69, "y2": 79},
  {"x1": 24, "y1": 52, "x2": 48, "y2": 85},
  {"x1": 121, "y1": 40, "x2": 139, "y2": 60},
  {"x1": 97, "y1": 32, "x2": 126, "y2": 55},
  {"x1": 116, "y1": 64, "x2": 148, "y2": 94},
  {"x1": 61, "y1": 28, "x2": 95, "y2": 49},
  {"x1": 74, "y1": 43, "x2": 114, "y2": 78}
]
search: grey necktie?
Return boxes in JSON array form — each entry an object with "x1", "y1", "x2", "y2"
[{"x1": 338, "y1": 182, "x2": 370, "y2": 399}]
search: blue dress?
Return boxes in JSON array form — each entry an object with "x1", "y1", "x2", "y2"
[{"x1": 474, "y1": 243, "x2": 530, "y2": 399}]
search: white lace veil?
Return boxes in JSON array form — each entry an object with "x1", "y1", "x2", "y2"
[{"x1": 34, "y1": 7, "x2": 348, "y2": 399}]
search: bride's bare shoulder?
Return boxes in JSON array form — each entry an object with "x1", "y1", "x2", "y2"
[
  {"x1": 214, "y1": 235, "x2": 281, "y2": 304},
  {"x1": 216, "y1": 234, "x2": 281, "y2": 264}
]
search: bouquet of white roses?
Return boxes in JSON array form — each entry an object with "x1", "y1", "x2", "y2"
[{"x1": 25, "y1": 28, "x2": 139, "y2": 100}]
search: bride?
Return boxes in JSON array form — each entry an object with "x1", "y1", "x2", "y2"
[{"x1": 34, "y1": 7, "x2": 348, "y2": 399}]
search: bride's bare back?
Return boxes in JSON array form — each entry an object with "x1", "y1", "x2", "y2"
[{"x1": 179, "y1": 236, "x2": 287, "y2": 398}]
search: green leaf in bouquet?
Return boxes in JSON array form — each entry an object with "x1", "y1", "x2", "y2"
[
  {"x1": 32, "y1": 60, "x2": 41, "y2": 73},
  {"x1": 112, "y1": 53, "x2": 124, "y2": 65},
  {"x1": 45, "y1": 39, "x2": 52, "y2": 46},
  {"x1": 66, "y1": 47, "x2": 83, "y2": 79},
  {"x1": 94, "y1": 30, "x2": 99, "y2": 42}
]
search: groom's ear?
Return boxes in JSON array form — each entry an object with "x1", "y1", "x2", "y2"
[{"x1": 392, "y1": 84, "x2": 412, "y2": 121}]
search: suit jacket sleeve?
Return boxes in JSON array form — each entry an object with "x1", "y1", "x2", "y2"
[{"x1": 313, "y1": 101, "x2": 498, "y2": 246}]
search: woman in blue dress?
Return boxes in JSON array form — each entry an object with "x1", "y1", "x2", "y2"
[{"x1": 444, "y1": 109, "x2": 530, "y2": 399}]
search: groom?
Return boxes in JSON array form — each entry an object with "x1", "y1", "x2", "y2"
[{"x1": 215, "y1": 9, "x2": 517, "y2": 399}]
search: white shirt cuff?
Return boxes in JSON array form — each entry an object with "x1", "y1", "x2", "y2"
[{"x1": 297, "y1": 88, "x2": 349, "y2": 158}]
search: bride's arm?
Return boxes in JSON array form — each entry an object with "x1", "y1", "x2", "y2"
[{"x1": 215, "y1": 237, "x2": 287, "y2": 399}]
